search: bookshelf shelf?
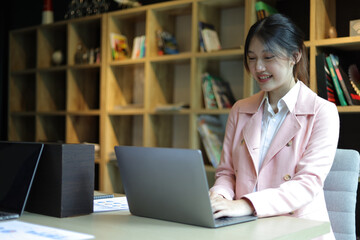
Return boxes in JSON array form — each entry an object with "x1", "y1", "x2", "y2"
[
  {"x1": 149, "y1": 53, "x2": 192, "y2": 62},
  {"x1": 337, "y1": 106, "x2": 360, "y2": 113},
  {"x1": 195, "y1": 49, "x2": 244, "y2": 59},
  {"x1": 196, "y1": 109, "x2": 231, "y2": 115},
  {"x1": 36, "y1": 111, "x2": 67, "y2": 115},
  {"x1": 69, "y1": 64, "x2": 101, "y2": 69},
  {"x1": 315, "y1": 37, "x2": 360, "y2": 50},
  {"x1": 8, "y1": 0, "x2": 360, "y2": 192},
  {"x1": 10, "y1": 69, "x2": 37, "y2": 75},
  {"x1": 108, "y1": 109, "x2": 145, "y2": 115},
  {"x1": 67, "y1": 111, "x2": 101, "y2": 116},
  {"x1": 10, "y1": 112, "x2": 37, "y2": 116},
  {"x1": 109, "y1": 59, "x2": 146, "y2": 66}
]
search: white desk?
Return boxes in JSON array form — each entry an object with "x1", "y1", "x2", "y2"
[{"x1": 21, "y1": 210, "x2": 330, "y2": 240}]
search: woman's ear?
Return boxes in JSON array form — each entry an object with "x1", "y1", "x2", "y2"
[{"x1": 293, "y1": 50, "x2": 302, "y2": 64}]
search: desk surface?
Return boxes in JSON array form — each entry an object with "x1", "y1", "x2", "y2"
[{"x1": 21, "y1": 210, "x2": 330, "y2": 240}]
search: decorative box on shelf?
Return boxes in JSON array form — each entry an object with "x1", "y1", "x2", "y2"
[{"x1": 350, "y1": 19, "x2": 360, "y2": 36}]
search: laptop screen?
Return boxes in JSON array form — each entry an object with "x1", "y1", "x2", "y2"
[{"x1": 0, "y1": 142, "x2": 44, "y2": 215}]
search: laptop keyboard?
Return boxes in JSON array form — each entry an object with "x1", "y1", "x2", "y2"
[
  {"x1": 0, "y1": 211, "x2": 19, "y2": 221},
  {"x1": 215, "y1": 215, "x2": 257, "y2": 227}
]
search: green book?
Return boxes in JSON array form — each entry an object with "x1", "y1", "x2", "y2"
[
  {"x1": 325, "y1": 56, "x2": 348, "y2": 106},
  {"x1": 255, "y1": 1, "x2": 278, "y2": 20}
]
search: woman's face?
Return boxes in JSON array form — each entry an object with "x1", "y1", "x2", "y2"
[{"x1": 247, "y1": 37, "x2": 296, "y2": 97}]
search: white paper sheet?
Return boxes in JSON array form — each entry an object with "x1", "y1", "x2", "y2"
[
  {"x1": 93, "y1": 196, "x2": 129, "y2": 212},
  {"x1": 0, "y1": 220, "x2": 94, "y2": 240}
]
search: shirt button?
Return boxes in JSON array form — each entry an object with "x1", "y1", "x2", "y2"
[{"x1": 283, "y1": 174, "x2": 292, "y2": 181}]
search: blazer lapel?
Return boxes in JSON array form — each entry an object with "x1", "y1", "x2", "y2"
[
  {"x1": 243, "y1": 108, "x2": 263, "y2": 173},
  {"x1": 260, "y1": 112, "x2": 301, "y2": 171},
  {"x1": 241, "y1": 92, "x2": 265, "y2": 174}
]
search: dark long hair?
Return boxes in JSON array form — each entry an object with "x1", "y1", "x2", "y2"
[{"x1": 244, "y1": 14, "x2": 309, "y2": 85}]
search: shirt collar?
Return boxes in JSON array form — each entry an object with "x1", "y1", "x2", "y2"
[{"x1": 258, "y1": 80, "x2": 301, "y2": 113}]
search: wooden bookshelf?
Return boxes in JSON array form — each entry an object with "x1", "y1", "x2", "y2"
[{"x1": 8, "y1": 0, "x2": 360, "y2": 192}]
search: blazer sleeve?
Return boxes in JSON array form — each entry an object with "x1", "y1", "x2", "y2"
[{"x1": 244, "y1": 99, "x2": 339, "y2": 217}]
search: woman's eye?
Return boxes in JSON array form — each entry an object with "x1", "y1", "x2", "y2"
[
  {"x1": 264, "y1": 55, "x2": 275, "y2": 60},
  {"x1": 248, "y1": 57, "x2": 256, "y2": 61}
]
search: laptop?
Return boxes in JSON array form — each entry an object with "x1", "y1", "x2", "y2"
[
  {"x1": 0, "y1": 142, "x2": 44, "y2": 221},
  {"x1": 114, "y1": 146, "x2": 257, "y2": 228}
]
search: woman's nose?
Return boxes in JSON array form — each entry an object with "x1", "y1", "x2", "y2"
[{"x1": 255, "y1": 60, "x2": 266, "y2": 72}]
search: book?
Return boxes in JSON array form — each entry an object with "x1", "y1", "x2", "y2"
[
  {"x1": 94, "y1": 191, "x2": 114, "y2": 200},
  {"x1": 198, "y1": 21, "x2": 221, "y2": 52},
  {"x1": 198, "y1": 21, "x2": 214, "y2": 52},
  {"x1": 202, "y1": 28, "x2": 221, "y2": 52},
  {"x1": 131, "y1": 36, "x2": 140, "y2": 59},
  {"x1": 255, "y1": 1, "x2": 278, "y2": 21},
  {"x1": 110, "y1": 33, "x2": 130, "y2": 60},
  {"x1": 329, "y1": 54, "x2": 353, "y2": 105},
  {"x1": 316, "y1": 53, "x2": 329, "y2": 100},
  {"x1": 197, "y1": 115, "x2": 224, "y2": 168},
  {"x1": 325, "y1": 55, "x2": 348, "y2": 106},
  {"x1": 139, "y1": 35, "x2": 146, "y2": 58},
  {"x1": 207, "y1": 73, "x2": 235, "y2": 109},
  {"x1": 202, "y1": 73, "x2": 218, "y2": 109},
  {"x1": 325, "y1": 70, "x2": 338, "y2": 104},
  {"x1": 130, "y1": 35, "x2": 146, "y2": 59}
]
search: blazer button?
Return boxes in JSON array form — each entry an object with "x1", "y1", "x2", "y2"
[
  {"x1": 241, "y1": 139, "x2": 245, "y2": 145},
  {"x1": 286, "y1": 140, "x2": 292, "y2": 147},
  {"x1": 289, "y1": 211, "x2": 294, "y2": 215},
  {"x1": 283, "y1": 174, "x2": 292, "y2": 181}
]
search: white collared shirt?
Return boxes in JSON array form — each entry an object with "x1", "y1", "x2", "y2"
[{"x1": 257, "y1": 81, "x2": 300, "y2": 173}]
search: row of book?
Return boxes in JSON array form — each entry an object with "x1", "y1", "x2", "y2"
[
  {"x1": 316, "y1": 53, "x2": 360, "y2": 106},
  {"x1": 109, "y1": 20, "x2": 223, "y2": 60},
  {"x1": 202, "y1": 72, "x2": 236, "y2": 109}
]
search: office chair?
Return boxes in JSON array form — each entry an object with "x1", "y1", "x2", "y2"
[{"x1": 324, "y1": 149, "x2": 360, "y2": 240}]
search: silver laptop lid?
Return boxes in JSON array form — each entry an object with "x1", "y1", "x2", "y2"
[{"x1": 115, "y1": 146, "x2": 216, "y2": 227}]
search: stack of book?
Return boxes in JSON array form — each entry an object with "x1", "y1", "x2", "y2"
[
  {"x1": 316, "y1": 53, "x2": 360, "y2": 106},
  {"x1": 202, "y1": 72, "x2": 236, "y2": 109}
]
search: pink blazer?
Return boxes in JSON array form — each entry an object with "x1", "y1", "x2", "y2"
[{"x1": 210, "y1": 82, "x2": 339, "y2": 239}]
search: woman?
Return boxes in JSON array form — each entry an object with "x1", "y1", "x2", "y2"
[{"x1": 209, "y1": 14, "x2": 339, "y2": 240}]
